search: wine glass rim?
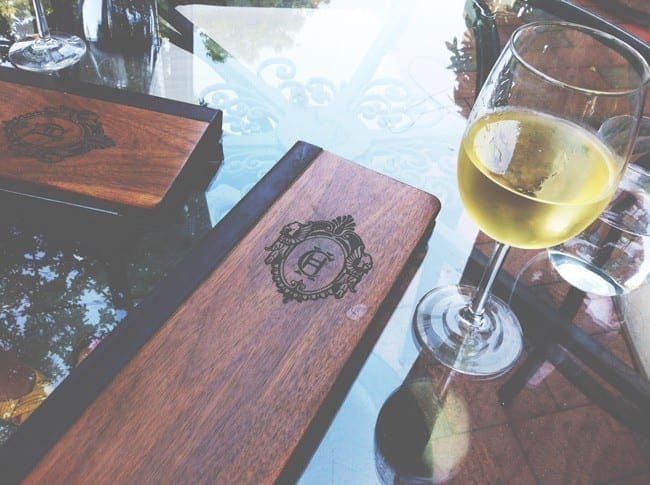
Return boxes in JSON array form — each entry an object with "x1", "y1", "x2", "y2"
[{"x1": 509, "y1": 21, "x2": 650, "y2": 96}]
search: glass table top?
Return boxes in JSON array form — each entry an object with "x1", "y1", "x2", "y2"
[{"x1": 0, "y1": 0, "x2": 648, "y2": 482}]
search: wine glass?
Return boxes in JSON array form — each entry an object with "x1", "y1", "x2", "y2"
[
  {"x1": 8, "y1": 0, "x2": 86, "y2": 72},
  {"x1": 549, "y1": 117, "x2": 650, "y2": 296},
  {"x1": 414, "y1": 21, "x2": 649, "y2": 376}
]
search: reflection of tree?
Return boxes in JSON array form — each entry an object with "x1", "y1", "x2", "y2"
[
  {"x1": 0, "y1": 0, "x2": 76, "y2": 36},
  {"x1": 0, "y1": 0, "x2": 81, "y2": 60},
  {"x1": 447, "y1": 32, "x2": 476, "y2": 118},
  {"x1": 201, "y1": 31, "x2": 229, "y2": 63},
  {"x1": 168, "y1": 0, "x2": 330, "y2": 64},
  {"x1": 126, "y1": 191, "x2": 212, "y2": 305},
  {"x1": 230, "y1": 0, "x2": 327, "y2": 5},
  {"x1": 2, "y1": 1, "x2": 332, "y2": 62},
  {"x1": 447, "y1": 0, "x2": 536, "y2": 118},
  {"x1": 0, "y1": 190, "x2": 210, "y2": 446},
  {"x1": 447, "y1": 34, "x2": 475, "y2": 74},
  {"x1": 0, "y1": 0, "x2": 33, "y2": 28},
  {"x1": 0, "y1": 0, "x2": 33, "y2": 45},
  {"x1": 0, "y1": 225, "x2": 120, "y2": 384},
  {"x1": 0, "y1": 215, "x2": 204, "y2": 384}
]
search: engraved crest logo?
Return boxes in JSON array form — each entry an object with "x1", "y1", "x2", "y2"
[
  {"x1": 4, "y1": 105, "x2": 115, "y2": 163},
  {"x1": 265, "y1": 215, "x2": 373, "y2": 303}
]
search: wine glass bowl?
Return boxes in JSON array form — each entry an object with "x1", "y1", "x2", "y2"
[
  {"x1": 549, "y1": 118, "x2": 650, "y2": 297},
  {"x1": 460, "y1": 22, "x2": 647, "y2": 249},
  {"x1": 414, "y1": 21, "x2": 649, "y2": 377}
]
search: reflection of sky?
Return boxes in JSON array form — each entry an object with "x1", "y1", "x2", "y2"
[
  {"x1": 196, "y1": 6, "x2": 383, "y2": 73},
  {"x1": 179, "y1": 1, "x2": 471, "y2": 225}
]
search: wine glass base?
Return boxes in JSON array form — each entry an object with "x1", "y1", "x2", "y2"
[
  {"x1": 548, "y1": 250, "x2": 628, "y2": 296},
  {"x1": 9, "y1": 32, "x2": 86, "y2": 72},
  {"x1": 413, "y1": 285, "x2": 523, "y2": 377}
]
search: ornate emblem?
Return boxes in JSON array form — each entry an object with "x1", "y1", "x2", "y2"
[
  {"x1": 3, "y1": 105, "x2": 115, "y2": 163},
  {"x1": 265, "y1": 215, "x2": 373, "y2": 303}
]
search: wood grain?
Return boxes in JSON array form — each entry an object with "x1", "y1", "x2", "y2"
[
  {"x1": 0, "y1": 80, "x2": 211, "y2": 209},
  {"x1": 25, "y1": 151, "x2": 440, "y2": 483}
]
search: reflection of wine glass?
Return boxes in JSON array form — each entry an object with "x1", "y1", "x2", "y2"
[
  {"x1": 8, "y1": 0, "x2": 86, "y2": 72},
  {"x1": 414, "y1": 21, "x2": 649, "y2": 376}
]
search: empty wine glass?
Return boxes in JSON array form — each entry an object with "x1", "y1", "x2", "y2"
[
  {"x1": 549, "y1": 117, "x2": 650, "y2": 296},
  {"x1": 9, "y1": 0, "x2": 86, "y2": 72},
  {"x1": 413, "y1": 21, "x2": 649, "y2": 376}
]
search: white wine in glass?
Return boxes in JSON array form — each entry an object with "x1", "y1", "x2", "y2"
[
  {"x1": 414, "y1": 21, "x2": 649, "y2": 377},
  {"x1": 9, "y1": 0, "x2": 86, "y2": 72},
  {"x1": 459, "y1": 109, "x2": 619, "y2": 249}
]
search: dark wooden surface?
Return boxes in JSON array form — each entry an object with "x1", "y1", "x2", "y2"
[
  {"x1": 25, "y1": 150, "x2": 440, "y2": 483},
  {"x1": 0, "y1": 142, "x2": 321, "y2": 482},
  {"x1": 0, "y1": 79, "x2": 214, "y2": 210}
]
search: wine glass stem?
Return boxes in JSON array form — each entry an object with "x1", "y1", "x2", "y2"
[
  {"x1": 33, "y1": 0, "x2": 52, "y2": 40},
  {"x1": 463, "y1": 242, "x2": 511, "y2": 328}
]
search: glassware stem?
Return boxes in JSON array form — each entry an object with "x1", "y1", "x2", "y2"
[
  {"x1": 413, "y1": 241, "x2": 521, "y2": 376},
  {"x1": 463, "y1": 242, "x2": 510, "y2": 326},
  {"x1": 33, "y1": 0, "x2": 51, "y2": 40}
]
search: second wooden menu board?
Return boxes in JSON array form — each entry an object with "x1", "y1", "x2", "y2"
[{"x1": 0, "y1": 67, "x2": 221, "y2": 215}]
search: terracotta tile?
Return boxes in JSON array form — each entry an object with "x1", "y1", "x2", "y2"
[
  {"x1": 503, "y1": 248, "x2": 547, "y2": 279},
  {"x1": 608, "y1": 472, "x2": 650, "y2": 485},
  {"x1": 466, "y1": 373, "x2": 557, "y2": 430},
  {"x1": 377, "y1": 421, "x2": 534, "y2": 484},
  {"x1": 572, "y1": 1, "x2": 650, "y2": 43},
  {"x1": 443, "y1": 424, "x2": 536, "y2": 485},
  {"x1": 545, "y1": 29, "x2": 631, "y2": 68},
  {"x1": 454, "y1": 97, "x2": 474, "y2": 119},
  {"x1": 514, "y1": 405, "x2": 650, "y2": 484},
  {"x1": 548, "y1": 66, "x2": 608, "y2": 88},
  {"x1": 454, "y1": 72, "x2": 477, "y2": 99},
  {"x1": 476, "y1": 231, "x2": 493, "y2": 247},
  {"x1": 593, "y1": 330, "x2": 637, "y2": 369},
  {"x1": 546, "y1": 331, "x2": 633, "y2": 402},
  {"x1": 571, "y1": 295, "x2": 623, "y2": 335},
  {"x1": 509, "y1": 278, "x2": 623, "y2": 336},
  {"x1": 541, "y1": 357, "x2": 592, "y2": 409},
  {"x1": 526, "y1": 330, "x2": 639, "y2": 411},
  {"x1": 423, "y1": 352, "x2": 558, "y2": 432},
  {"x1": 537, "y1": 336, "x2": 640, "y2": 412}
]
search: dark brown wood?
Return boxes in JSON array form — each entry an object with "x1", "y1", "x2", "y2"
[
  {"x1": 0, "y1": 77, "x2": 220, "y2": 212},
  {"x1": 25, "y1": 150, "x2": 439, "y2": 483},
  {"x1": 278, "y1": 234, "x2": 434, "y2": 484},
  {"x1": 0, "y1": 141, "x2": 322, "y2": 483}
]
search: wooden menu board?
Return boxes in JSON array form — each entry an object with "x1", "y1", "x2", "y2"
[
  {"x1": 0, "y1": 142, "x2": 440, "y2": 482},
  {"x1": 0, "y1": 67, "x2": 222, "y2": 215}
]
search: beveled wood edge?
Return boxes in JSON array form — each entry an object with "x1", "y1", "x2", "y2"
[
  {"x1": 134, "y1": 113, "x2": 224, "y2": 216},
  {"x1": 276, "y1": 221, "x2": 439, "y2": 484},
  {"x1": 0, "y1": 123, "x2": 222, "y2": 217},
  {"x1": 0, "y1": 66, "x2": 223, "y2": 216},
  {"x1": 0, "y1": 141, "x2": 323, "y2": 484}
]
